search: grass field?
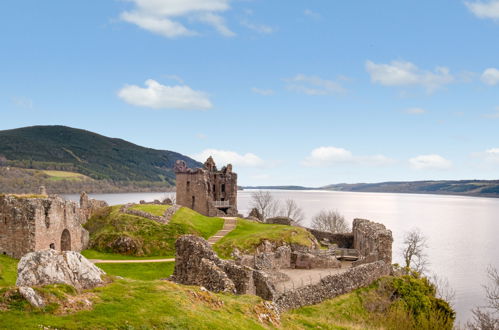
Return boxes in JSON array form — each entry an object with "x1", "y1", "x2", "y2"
[
  {"x1": 129, "y1": 204, "x2": 170, "y2": 217},
  {"x1": 0, "y1": 255, "x2": 17, "y2": 287},
  {"x1": 97, "y1": 262, "x2": 175, "y2": 281},
  {"x1": 170, "y1": 207, "x2": 224, "y2": 239},
  {"x1": 213, "y1": 218, "x2": 316, "y2": 259},
  {"x1": 81, "y1": 249, "x2": 174, "y2": 260},
  {"x1": 41, "y1": 170, "x2": 88, "y2": 181}
]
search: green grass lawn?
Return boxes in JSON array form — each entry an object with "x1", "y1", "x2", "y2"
[
  {"x1": 81, "y1": 249, "x2": 174, "y2": 260},
  {"x1": 213, "y1": 219, "x2": 316, "y2": 259},
  {"x1": 169, "y1": 207, "x2": 224, "y2": 239},
  {"x1": 0, "y1": 279, "x2": 273, "y2": 329},
  {"x1": 97, "y1": 262, "x2": 175, "y2": 281},
  {"x1": 0, "y1": 255, "x2": 18, "y2": 287},
  {"x1": 129, "y1": 204, "x2": 170, "y2": 217}
]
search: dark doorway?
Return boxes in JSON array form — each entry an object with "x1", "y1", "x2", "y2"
[
  {"x1": 61, "y1": 229, "x2": 71, "y2": 251},
  {"x1": 49, "y1": 243, "x2": 55, "y2": 249},
  {"x1": 191, "y1": 196, "x2": 195, "y2": 209}
]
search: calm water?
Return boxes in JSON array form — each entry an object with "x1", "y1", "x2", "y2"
[{"x1": 65, "y1": 190, "x2": 499, "y2": 323}]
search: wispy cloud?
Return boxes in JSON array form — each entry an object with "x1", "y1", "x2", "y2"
[
  {"x1": 409, "y1": 154, "x2": 452, "y2": 170},
  {"x1": 118, "y1": 79, "x2": 212, "y2": 110},
  {"x1": 484, "y1": 106, "x2": 499, "y2": 118},
  {"x1": 365, "y1": 60, "x2": 454, "y2": 92},
  {"x1": 304, "y1": 9, "x2": 321, "y2": 20},
  {"x1": 120, "y1": 0, "x2": 234, "y2": 38},
  {"x1": 12, "y1": 97, "x2": 33, "y2": 109},
  {"x1": 240, "y1": 20, "x2": 274, "y2": 34},
  {"x1": 192, "y1": 149, "x2": 265, "y2": 167},
  {"x1": 251, "y1": 87, "x2": 275, "y2": 96},
  {"x1": 303, "y1": 146, "x2": 394, "y2": 167},
  {"x1": 285, "y1": 74, "x2": 347, "y2": 95},
  {"x1": 465, "y1": 0, "x2": 499, "y2": 20},
  {"x1": 404, "y1": 107, "x2": 427, "y2": 115}
]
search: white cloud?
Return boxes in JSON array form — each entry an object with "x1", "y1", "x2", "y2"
[
  {"x1": 481, "y1": 68, "x2": 499, "y2": 85},
  {"x1": 405, "y1": 107, "x2": 426, "y2": 115},
  {"x1": 471, "y1": 148, "x2": 499, "y2": 166},
  {"x1": 365, "y1": 60, "x2": 454, "y2": 92},
  {"x1": 304, "y1": 9, "x2": 321, "y2": 20},
  {"x1": 303, "y1": 146, "x2": 394, "y2": 167},
  {"x1": 465, "y1": 0, "x2": 499, "y2": 19},
  {"x1": 286, "y1": 74, "x2": 346, "y2": 95},
  {"x1": 251, "y1": 87, "x2": 275, "y2": 96},
  {"x1": 118, "y1": 79, "x2": 212, "y2": 110},
  {"x1": 193, "y1": 149, "x2": 265, "y2": 167},
  {"x1": 409, "y1": 154, "x2": 452, "y2": 170},
  {"x1": 120, "y1": 0, "x2": 234, "y2": 38},
  {"x1": 240, "y1": 20, "x2": 274, "y2": 34}
]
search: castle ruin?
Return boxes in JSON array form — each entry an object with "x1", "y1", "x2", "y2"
[
  {"x1": 174, "y1": 157, "x2": 238, "y2": 217},
  {"x1": 0, "y1": 191, "x2": 107, "y2": 258}
]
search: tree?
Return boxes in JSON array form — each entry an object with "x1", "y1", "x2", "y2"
[
  {"x1": 467, "y1": 266, "x2": 499, "y2": 330},
  {"x1": 250, "y1": 190, "x2": 280, "y2": 221},
  {"x1": 311, "y1": 210, "x2": 350, "y2": 233},
  {"x1": 162, "y1": 192, "x2": 176, "y2": 204},
  {"x1": 280, "y1": 199, "x2": 305, "y2": 224},
  {"x1": 401, "y1": 228, "x2": 429, "y2": 274}
]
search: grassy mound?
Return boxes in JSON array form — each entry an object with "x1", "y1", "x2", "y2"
[
  {"x1": 129, "y1": 204, "x2": 170, "y2": 216},
  {"x1": 282, "y1": 275, "x2": 455, "y2": 330},
  {"x1": 213, "y1": 219, "x2": 317, "y2": 259},
  {"x1": 0, "y1": 255, "x2": 17, "y2": 287},
  {"x1": 85, "y1": 205, "x2": 224, "y2": 257},
  {"x1": 0, "y1": 279, "x2": 277, "y2": 329}
]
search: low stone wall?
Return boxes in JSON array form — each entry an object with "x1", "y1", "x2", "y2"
[
  {"x1": 266, "y1": 217, "x2": 294, "y2": 226},
  {"x1": 352, "y1": 218, "x2": 393, "y2": 265},
  {"x1": 307, "y1": 229, "x2": 354, "y2": 248},
  {"x1": 274, "y1": 260, "x2": 391, "y2": 312}
]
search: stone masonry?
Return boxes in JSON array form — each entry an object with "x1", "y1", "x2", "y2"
[
  {"x1": 352, "y1": 218, "x2": 393, "y2": 266},
  {"x1": 174, "y1": 157, "x2": 238, "y2": 217},
  {"x1": 0, "y1": 192, "x2": 107, "y2": 258}
]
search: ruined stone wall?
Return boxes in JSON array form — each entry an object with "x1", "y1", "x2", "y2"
[
  {"x1": 274, "y1": 260, "x2": 391, "y2": 312},
  {"x1": 352, "y1": 218, "x2": 393, "y2": 265},
  {"x1": 176, "y1": 171, "x2": 211, "y2": 216},
  {"x1": 79, "y1": 192, "x2": 108, "y2": 220},
  {"x1": 307, "y1": 229, "x2": 354, "y2": 248},
  {"x1": 0, "y1": 195, "x2": 90, "y2": 258}
]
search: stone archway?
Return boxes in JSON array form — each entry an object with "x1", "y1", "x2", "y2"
[{"x1": 61, "y1": 229, "x2": 71, "y2": 251}]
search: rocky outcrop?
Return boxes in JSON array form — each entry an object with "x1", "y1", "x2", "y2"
[
  {"x1": 248, "y1": 208, "x2": 263, "y2": 221},
  {"x1": 16, "y1": 249, "x2": 105, "y2": 290},
  {"x1": 170, "y1": 235, "x2": 277, "y2": 298}
]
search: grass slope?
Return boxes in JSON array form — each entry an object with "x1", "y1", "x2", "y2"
[
  {"x1": 0, "y1": 279, "x2": 274, "y2": 329},
  {"x1": 85, "y1": 205, "x2": 224, "y2": 257},
  {"x1": 129, "y1": 204, "x2": 170, "y2": 217},
  {"x1": 213, "y1": 219, "x2": 316, "y2": 259},
  {"x1": 0, "y1": 255, "x2": 17, "y2": 287},
  {"x1": 97, "y1": 262, "x2": 175, "y2": 281},
  {"x1": 0, "y1": 125, "x2": 201, "y2": 182}
]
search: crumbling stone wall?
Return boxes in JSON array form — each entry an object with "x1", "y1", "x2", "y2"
[
  {"x1": 170, "y1": 235, "x2": 277, "y2": 299},
  {"x1": 352, "y1": 218, "x2": 393, "y2": 265},
  {"x1": 174, "y1": 157, "x2": 238, "y2": 217},
  {"x1": 274, "y1": 260, "x2": 391, "y2": 312},
  {"x1": 79, "y1": 192, "x2": 108, "y2": 220},
  {"x1": 0, "y1": 195, "x2": 90, "y2": 258},
  {"x1": 307, "y1": 229, "x2": 354, "y2": 249}
]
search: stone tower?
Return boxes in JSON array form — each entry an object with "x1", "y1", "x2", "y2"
[{"x1": 174, "y1": 157, "x2": 238, "y2": 217}]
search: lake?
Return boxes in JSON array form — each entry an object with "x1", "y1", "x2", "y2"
[{"x1": 65, "y1": 189, "x2": 499, "y2": 323}]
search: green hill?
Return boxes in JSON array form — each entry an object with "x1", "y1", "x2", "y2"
[{"x1": 0, "y1": 125, "x2": 201, "y2": 184}]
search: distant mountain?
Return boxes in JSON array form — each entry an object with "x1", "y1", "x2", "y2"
[
  {"x1": 0, "y1": 125, "x2": 202, "y2": 184},
  {"x1": 244, "y1": 180, "x2": 499, "y2": 198}
]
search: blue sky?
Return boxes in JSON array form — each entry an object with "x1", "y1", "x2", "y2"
[{"x1": 1, "y1": 0, "x2": 499, "y2": 186}]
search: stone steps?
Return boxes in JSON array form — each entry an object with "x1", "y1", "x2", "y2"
[{"x1": 207, "y1": 217, "x2": 238, "y2": 245}]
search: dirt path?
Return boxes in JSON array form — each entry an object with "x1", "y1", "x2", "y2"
[{"x1": 90, "y1": 217, "x2": 238, "y2": 264}]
